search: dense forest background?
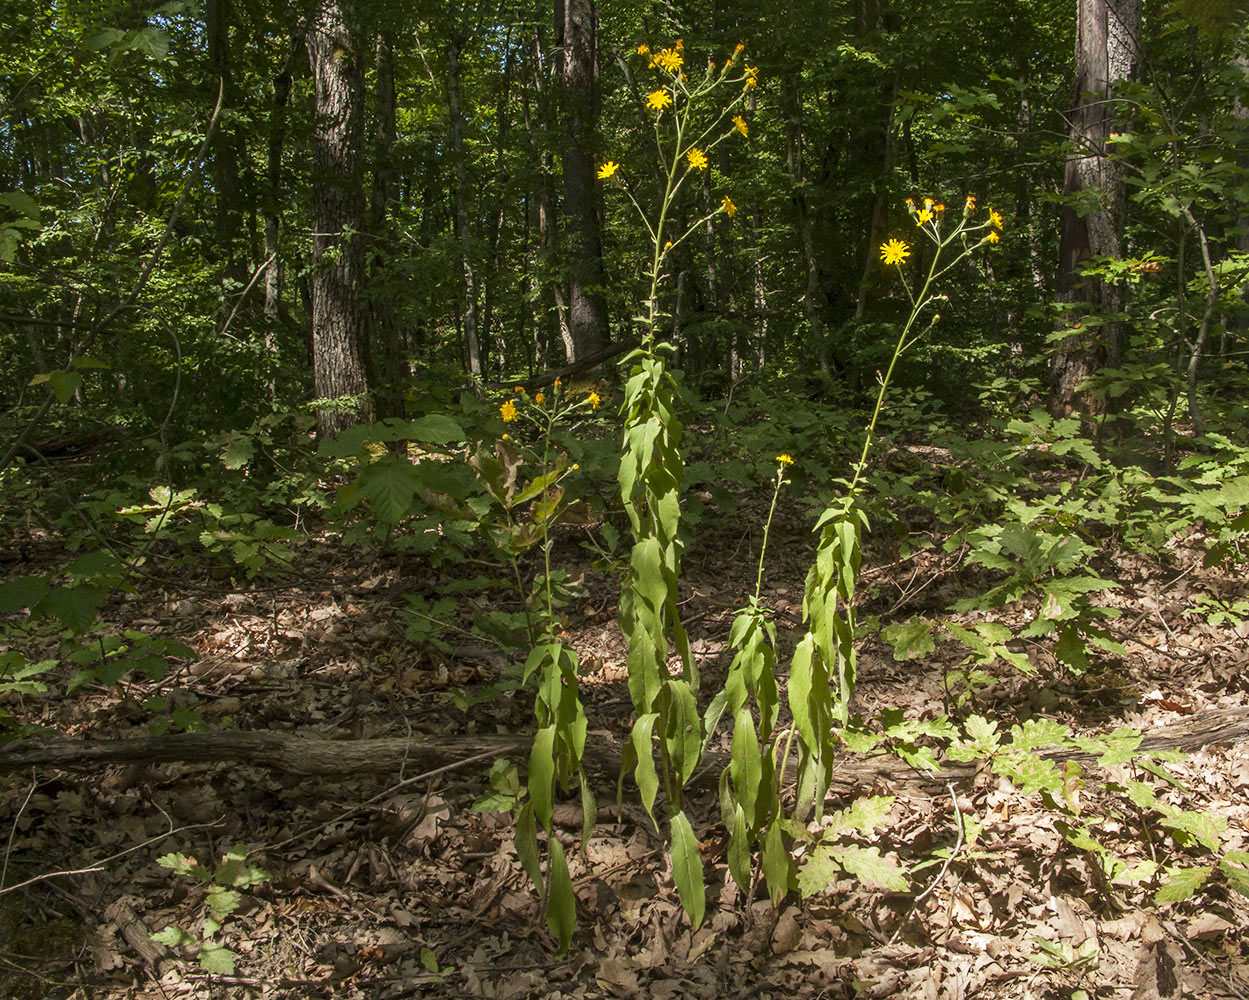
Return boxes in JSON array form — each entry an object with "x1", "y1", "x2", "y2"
[
  {"x1": 3, "y1": 1, "x2": 1249, "y2": 998},
  {"x1": 3, "y1": 0, "x2": 1245, "y2": 435}
]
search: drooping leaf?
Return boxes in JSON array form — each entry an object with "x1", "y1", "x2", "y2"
[
  {"x1": 545, "y1": 838, "x2": 576, "y2": 954},
  {"x1": 528, "y1": 725, "x2": 556, "y2": 831},
  {"x1": 629, "y1": 713, "x2": 660, "y2": 829},
  {"x1": 669, "y1": 810, "x2": 705, "y2": 929}
]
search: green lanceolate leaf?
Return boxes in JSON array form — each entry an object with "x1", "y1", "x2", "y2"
[
  {"x1": 730, "y1": 706, "x2": 762, "y2": 822},
  {"x1": 579, "y1": 772, "x2": 596, "y2": 850},
  {"x1": 514, "y1": 802, "x2": 542, "y2": 890},
  {"x1": 545, "y1": 837, "x2": 576, "y2": 954},
  {"x1": 762, "y1": 819, "x2": 792, "y2": 906},
  {"x1": 669, "y1": 810, "x2": 705, "y2": 929},
  {"x1": 529, "y1": 725, "x2": 557, "y2": 831},
  {"x1": 630, "y1": 713, "x2": 661, "y2": 829},
  {"x1": 727, "y1": 801, "x2": 752, "y2": 892},
  {"x1": 663, "y1": 679, "x2": 702, "y2": 786}
]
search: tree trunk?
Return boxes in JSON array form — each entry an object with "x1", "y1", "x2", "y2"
[
  {"x1": 368, "y1": 30, "x2": 404, "y2": 419},
  {"x1": 555, "y1": 0, "x2": 609, "y2": 363},
  {"x1": 6, "y1": 706, "x2": 1247, "y2": 789},
  {"x1": 1049, "y1": 0, "x2": 1140, "y2": 417},
  {"x1": 447, "y1": 35, "x2": 484, "y2": 377},
  {"x1": 206, "y1": 0, "x2": 245, "y2": 294},
  {"x1": 307, "y1": 0, "x2": 373, "y2": 435},
  {"x1": 263, "y1": 31, "x2": 300, "y2": 401}
]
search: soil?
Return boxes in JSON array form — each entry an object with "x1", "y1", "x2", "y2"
[{"x1": 2, "y1": 486, "x2": 1248, "y2": 1000}]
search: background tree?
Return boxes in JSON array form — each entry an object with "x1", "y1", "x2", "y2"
[
  {"x1": 306, "y1": 0, "x2": 372, "y2": 435},
  {"x1": 1049, "y1": 0, "x2": 1141, "y2": 417}
]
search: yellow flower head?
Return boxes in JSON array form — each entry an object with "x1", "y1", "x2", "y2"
[
  {"x1": 934, "y1": 202, "x2": 945, "y2": 214},
  {"x1": 733, "y1": 114, "x2": 749, "y2": 137},
  {"x1": 588, "y1": 391, "x2": 601, "y2": 409},
  {"x1": 776, "y1": 453, "x2": 795, "y2": 467},
  {"x1": 687, "y1": 147, "x2": 709, "y2": 171},
  {"x1": 989, "y1": 208, "x2": 1003, "y2": 229},
  {"x1": 923, "y1": 197, "x2": 934, "y2": 210},
  {"x1": 637, "y1": 44, "x2": 651, "y2": 56},
  {"x1": 965, "y1": 194, "x2": 977, "y2": 211},
  {"x1": 675, "y1": 38, "x2": 684, "y2": 51},
  {"x1": 880, "y1": 238, "x2": 911, "y2": 265},
  {"x1": 514, "y1": 385, "x2": 525, "y2": 393},
  {"x1": 500, "y1": 399, "x2": 518, "y2": 422},
  {"x1": 646, "y1": 88, "x2": 672, "y2": 112},
  {"x1": 915, "y1": 208, "x2": 933, "y2": 226},
  {"x1": 597, "y1": 160, "x2": 619, "y2": 180},
  {"x1": 721, "y1": 195, "x2": 737, "y2": 217},
  {"x1": 707, "y1": 59, "x2": 716, "y2": 70},
  {"x1": 985, "y1": 229, "x2": 1000, "y2": 244},
  {"x1": 535, "y1": 392, "x2": 545, "y2": 404},
  {"x1": 554, "y1": 377, "x2": 562, "y2": 388},
  {"x1": 652, "y1": 47, "x2": 683, "y2": 72},
  {"x1": 904, "y1": 197, "x2": 915, "y2": 208},
  {"x1": 734, "y1": 42, "x2": 745, "y2": 56},
  {"x1": 744, "y1": 65, "x2": 759, "y2": 90}
]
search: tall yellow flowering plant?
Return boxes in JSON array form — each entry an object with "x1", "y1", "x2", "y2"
[
  {"x1": 788, "y1": 196, "x2": 1003, "y2": 826},
  {"x1": 598, "y1": 39, "x2": 755, "y2": 931}
]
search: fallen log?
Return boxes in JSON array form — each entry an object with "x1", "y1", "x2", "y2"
[{"x1": 1, "y1": 706, "x2": 1245, "y2": 790}]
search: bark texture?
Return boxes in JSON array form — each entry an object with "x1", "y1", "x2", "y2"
[
  {"x1": 555, "y1": 0, "x2": 609, "y2": 363},
  {"x1": 1049, "y1": 0, "x2": 1140, "y2": 417},
  {"x1": 4, "y1": 708, "x2": 1246, "y2": 792},
  {"x1": 307, "y1": 0, "x2": 372, "y2": 436}
]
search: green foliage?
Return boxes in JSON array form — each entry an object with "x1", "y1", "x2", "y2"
[{"x1": 152, "y1": 845, "x2": 270, "y2": 975}]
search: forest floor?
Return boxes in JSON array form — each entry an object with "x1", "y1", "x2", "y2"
[{"x1": 3, "y1": 479, "x2": 1249, "y2": 1000}]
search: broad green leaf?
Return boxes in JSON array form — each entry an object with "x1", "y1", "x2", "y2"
[
  {"x1": 127, "y1": 26, "x2": 170, "y2": 60},
  {"x1": 358, "y1": 456, "x2": 419, "y2": 524},
  {"x1": 1220, "y1": 857, "x2": 1249, "y2": 898},
  {"x1": 36, "y1": 584, "x2": 105, "y2": 633},
  {"x1": 220, "y1": 436, "x2": 255, "y2": 470},
  {"x1": 47, "y1": 370, "x2": 82, "y2": 403},
  {"x1": 1154, "y1": 865, "x2": 1212, "y2": 904},
  {"x1": 1160, "y1": 811, "x2": 1226, "y2": 852},
  {"x1": 545, "y1": 838, "x2": 576, "y2": 954},
  {"x1": 0, "y1": 190, "x2": 40, "y2": 219},
  {"x1": 0, "y1": 575, "x2": 50, "y2": 613},
  {"x1": 825, "y1": 795, "x2": 894, "y2": 836},
  {"x1": 152, "y1": 925, "x2": 195, "y2": 948},
  {"x1": 881, "y1": 618, "x2": 934, "y2": 660},
  {"x1": 1009, "y1": 718, "x2": 1070, "y2": 750},
  {"x1": 66, "y1": 549, "x2": 124, "y2": 581},
  {"x1": 825, "y1": 844, "x2": 909, "y2": 892},
  {"x1": 197, "y1": 941, "x2": 237, "y2": 975},
  {"x1": 669, "y1": 810, "x2": 705, "y2": 929},
  {"x1": 205, "y1": 886, "x2": 241, "y2": 918},
  {"x1": 408, "y1": 414, "x2": 465, "y2": 443}
]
